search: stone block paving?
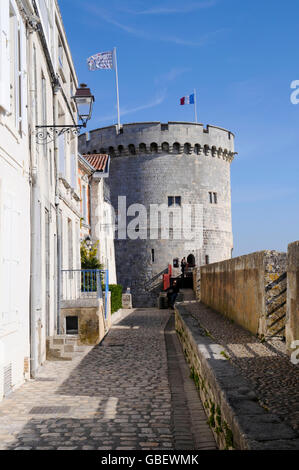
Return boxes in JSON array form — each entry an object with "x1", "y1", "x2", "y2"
[
  {"x1": 0, "y1": 308, "x2": 216, "y2": 450},
  {"x1": 183, "y1": 301, "x2": 299, "y2": 433}
]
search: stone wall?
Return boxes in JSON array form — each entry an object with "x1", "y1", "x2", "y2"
[
  {"x1": 200, "y1": 251, "x2": 287, "y2": 338},
  {"x1": 193, "y1": 268, "x2": 201, "y2": 301},
  {"x1": 60, "y1": 295, "x2": 111, "y2": 345},
  {"x1": 286, "y1": 241, "x2": 299, "y2": 353},
  {"x1": 175, "y1": 304, "x2": 298, "y2": 450}
]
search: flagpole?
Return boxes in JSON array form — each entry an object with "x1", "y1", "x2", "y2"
[
  {"x1": 113, "y1": 47, "x2": 121, "y2": 131},
  {"x1": 194, "y1": 88, "x2": 198, "y2": 123}
]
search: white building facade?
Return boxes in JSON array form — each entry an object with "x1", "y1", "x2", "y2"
[
  {"x1": 0, "y1": 0, "x2": 31, "y2": 398},
  {"x1": 83, "y1": 153, "x2": 117, "y2": 285},
  {"x1": 0, "y1": 0, "x2": 82, "y2": 399}
]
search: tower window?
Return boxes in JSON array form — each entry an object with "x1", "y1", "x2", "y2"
[
  {"x1": 205, "y1": 255, "x2": 209, "y2": 265},
  {"x1": 209, "y1": 192, "x2": 218, "y2": 204},
  {"x1": 168, "y1": 196, "x2": 181, "y2": 207},
  {"x1": 152, "y1": 249, "x2": 155, "y2": 263}
]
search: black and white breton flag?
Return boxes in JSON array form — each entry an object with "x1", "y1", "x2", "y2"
[{"x1": 87, "y1": 50, "x2": 114, "y2": 71}]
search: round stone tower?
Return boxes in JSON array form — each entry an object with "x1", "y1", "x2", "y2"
[{"x1": 79, "y1": 122, "x2": 236, "y2": 307}]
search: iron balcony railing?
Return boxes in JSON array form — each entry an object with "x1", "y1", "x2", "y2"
[{"x1": 61, "y1": 269, "x2": 109, "y2": 319}]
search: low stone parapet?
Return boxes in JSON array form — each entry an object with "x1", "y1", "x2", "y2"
[
  {"x1": 175, "y1": 303, "x2": 299, "y2": 450},
  {"x1": 200, "y1": 250, "x2": 287, "y2": 339}
]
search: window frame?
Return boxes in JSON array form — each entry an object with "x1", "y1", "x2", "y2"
[{"x1": 168, "y1": 196, "x2": 181, "y2": 207}]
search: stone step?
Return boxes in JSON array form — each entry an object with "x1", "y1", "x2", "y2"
[
  {"x1": 46, "y1": 346, "x2": 73, "y2": 361},
  {"x1": 46, "y1": 337, "x2": 76, "y2": 361},
  {"x1": 64, "y1": 344, "x2": 86, "y2": 353},
  {"x1": 52, "y1": 337, "x2": 65, "y2": 346},
  {"x1": 46, "y1": 335, "x2": 87, "y2": 361},
  {"x1": 52, "y1": 334, "x2": 78, "y2": 341},
  {"x1": 64, "y1": 344, "x2": 75, "y2": 353},
  {"x1": 58, "y1": 352, "x2": 74, "y2": 361},
  {"x1": 65, "y1": 337, "x2": 79, "y2": 345}
]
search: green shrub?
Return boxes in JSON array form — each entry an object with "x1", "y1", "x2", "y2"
[
  {"x1": 81, "y1": 240, "x2": 103, "y2": 270},
  {"x1": 108, "y1": 284, "x2": 123, "y2": 314}
]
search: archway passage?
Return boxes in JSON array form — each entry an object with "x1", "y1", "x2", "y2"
[{"x1": 187, "y1": 254, "x2": 195, "y2": 267}]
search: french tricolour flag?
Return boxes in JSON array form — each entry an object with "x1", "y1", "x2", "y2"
[{"x1": 180, "y1": 93, "x2": 195, "y2": 105}]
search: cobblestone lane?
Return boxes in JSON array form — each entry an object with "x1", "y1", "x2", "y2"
[{"x1": 0, "y1": 309, "x2": 216, "y2": 450}]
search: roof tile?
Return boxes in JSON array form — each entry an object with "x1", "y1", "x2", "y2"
[{"x1": 83, "y1": 154, "x2": 109, "y2": 172}]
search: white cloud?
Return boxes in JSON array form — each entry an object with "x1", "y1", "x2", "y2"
[
  {"x1": 95, "y1": 90, "x2": 167, "y2": 124},
  {"x1": 81, "y1": 5, "x2": 227, "y2": 48},
  {"x1": 154, "y1": 67, "x2": 191, "y2": 85},
  {"x1": 122, "y1": 1, "x2": 217, "y2": 15}
]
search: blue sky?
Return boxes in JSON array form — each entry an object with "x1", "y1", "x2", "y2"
[{"x1": 60, "y1": 0, "x2": 299, "y2": 256}]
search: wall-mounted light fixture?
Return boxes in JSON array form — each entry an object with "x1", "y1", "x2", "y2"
[{"x1": 36, "y1": 84, "x2": 95, "y2": 144}]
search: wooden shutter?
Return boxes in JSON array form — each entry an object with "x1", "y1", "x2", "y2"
[
  {"x1": 71, "y1": 153, "x2": 77, "y2": 189},
  {"x1": 20, "y1": 19, "x2": 27, "y2": 134},
  {"x1": 1, "y1": 192, "x2": 21, "y2": 322},
  {"x1": 58, "y1": 133, "x2": 65, "y2": 177},
  {"x1": 0, "y1": 0, "x2": 10, "y2": 113}
]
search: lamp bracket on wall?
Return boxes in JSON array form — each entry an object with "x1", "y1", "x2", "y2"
[{"x1": 35, "y1": 124, "x2": 85, "y2": 145}]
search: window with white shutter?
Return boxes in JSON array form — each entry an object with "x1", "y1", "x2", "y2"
[
  {"x1": 70, "y1": 153, "x2": 76, "y2": 189},
  {"x1": 41, "y1": 73, "x2": 47, "y2": 155},
  {"x1": 82, "y1": 186, "x2": 87, "y2": 222},
  {"x1": 0, "y1": 0, "x2": 10, "y2": 113},
  {"x1": 1, "y1": 192, "x2": 21, "y2": 321},
  {"x1": 67, "y1": 218, "x2": 73, "y2": 271},
  {"x1": 33, "y1": 44, "x2": 38, "y2": 125},
  {"x1": 20, "y1": 19, "x2": 27, "y2": 135},
  {"x1": 8, "y1": 5, "x2": 20, "y2": 132},
  {"x1": 58, "y1": 133, "x2": 65, "y2": 177}
]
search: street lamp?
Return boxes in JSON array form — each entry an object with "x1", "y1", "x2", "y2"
[
  {"x1": 85, "y1": 236, "x2": 92, "y2": 249},
  {"x1": 35, "y1": 83, "x2": 95, "y2": 144},
  {"x1": 72, "y1": 84, "x2": 94, "y2": 127}
]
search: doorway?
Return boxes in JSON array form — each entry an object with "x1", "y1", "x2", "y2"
[
  {"x1": 187, "y1": 254, "x2": 195, "y2": 267},
  {"x1": 66, "y1": 316, "x2": 78, "y2": 335}
]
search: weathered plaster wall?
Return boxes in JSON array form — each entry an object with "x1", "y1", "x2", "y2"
[
  {"x1": 286, "y1": 241, "x2": 299, "y2": 353},
  {"x1": 200, "y1": 251, "x2": 287, "y2": 338},
  {"x1": 60, "y1": 296, "x2": 111, "y2": 345}
]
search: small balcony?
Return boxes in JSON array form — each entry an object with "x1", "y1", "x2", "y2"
[{"x1": 61, "y1": 269, "x2": 106, "y2": 302}]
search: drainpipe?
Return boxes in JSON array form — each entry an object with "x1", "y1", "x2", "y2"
[
  {"x1": 27, "y1": 22, "x2": 40, "y2": 379},
  {"x1": 53, "y1": 80, "x2": 61, "y2": 335}
]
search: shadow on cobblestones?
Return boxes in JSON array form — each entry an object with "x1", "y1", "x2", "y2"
[{"x1": 5, "y1": 309, "x2": 176, "y2": 450}]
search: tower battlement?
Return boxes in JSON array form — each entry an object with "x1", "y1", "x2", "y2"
[{"x1": 79, "y1": 122, "x2": 236, "y2": 162}]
